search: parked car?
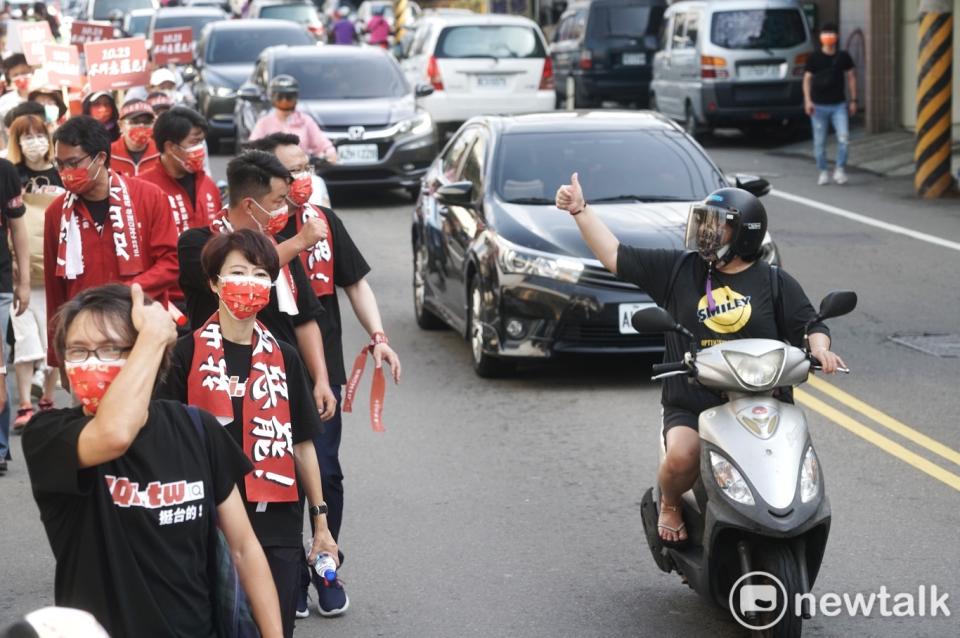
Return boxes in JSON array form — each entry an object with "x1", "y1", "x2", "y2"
[
  {"x1": 123, "y1": 9, "x2": 156, "y2": 38},
  {"x1": 80, "y1": 0, "x2": 157, "y2": 21},
  {"x1": 247, "y1": 0, "x2": 327, "y2": 40},
  {"x1": 651, "y1": 0, "x2": 814, "y2": 136},
  {"x1": 186, "y1": 19, "x2": 316, "y2": 152},
  {"x1": 185, "y1": 0, "x2": 229, "y2": 8},
  {"x1": 410, "y1": 111, "x2": 779, "y2": 376},
  {"x1": 148, "y1": 6, "x2": 228, "y2": 43},
  {"x1": 550, "y1": 0, "x2": 666, "y2": 108},
  {"x1": 236, "y1": 45, "x2": 437, "y2": 194},
  {"x1": 400, "y1": 13, "x2": 555, "y2": 135}
]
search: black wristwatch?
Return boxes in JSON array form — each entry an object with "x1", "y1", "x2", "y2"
[{"x1": 309, "y1": 503, "x2": 328, "y2": 517}]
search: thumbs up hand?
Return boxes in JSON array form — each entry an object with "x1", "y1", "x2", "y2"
[{"x1": 555, "y1": 172, "x2": 586, "y2": 215}]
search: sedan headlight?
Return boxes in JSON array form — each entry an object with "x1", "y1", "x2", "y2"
[
  {"x1": 212, "y1": 86, "x2": 236, "y2": 98},
  {"x1": 721, "y1": 348, "x2": 785, "y2": 389},
  {"x1": 710, "y1": 451, "x2": 755, "y2": 505},
  {"x1": 496, "y1": 236, "x2": 584, "y2": 283},
  {"x1": 397, "y1": 111, "x2": 433, "y2": 137},
  {"x1": 800, "y1": 446, "x2": 820, "y2": 503}
]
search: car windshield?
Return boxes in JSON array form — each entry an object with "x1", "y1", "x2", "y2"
[
  {"x1": 495, "y1": 130, "x2": 723, "y2": 204},
  {"x1": 154, "y1": 14, "x2": 224, "y2": 40},
  {"x1": 711, "y1": 9, "x2": 807, "y2": 50},
  {"x1": 260, "y1": 4, "x2": 318, "y2": 22},
  {"x1": 127, "y1": 15, "x2": 152, "y2": 35},
  {"x1": 591, "y1": 6, "x2": 653, "y2": 38},
  {"x1": 275, "y1": 56, "x2": 408, "y2": 99},
  {"x1": 94, "y1": 0, "x2": 154, "y2": 20},
  {"x1": 435, "y1": 25, "x2": 545, "y2": 59},
  {"x1": 207, "y1": 27, "x2": 313, "y2": 64}
]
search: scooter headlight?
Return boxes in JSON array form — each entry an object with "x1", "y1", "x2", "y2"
[
  {"x1": 800, "y1": 446, "x2": 820, "y2": 503},
  {"x1": 709, "y1": 451, "x2": 755, "y2": 505},
  {"x1": 721, "y1": 348, "x2": 785, "y2": 390}
]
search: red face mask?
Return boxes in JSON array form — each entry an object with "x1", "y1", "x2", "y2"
[
  {"x1": 287, "y1": 173, "x2": 313, "y2": 206},
  {"x1": 65, "y1": 359, "x2": 125, "y2": 414},
  {"x1": 249, "y1": 199, "x2": 289, "y2": 236},
  {"x1": 218, "y1": 275, "x2": 272, "y2": 320},
  {"x1": 13, "y1": 75, "x2": 31, "y2": 92},
  {"x1": 178, "y1": 143, "x2": 206, "y2": 173},
  {"x1": 60, "y1": 158, "x2": 102, "y2": 195},
  {"x1": 90, "y1": 104, "x2": 113, "y2": 123},
  {"x1": 128, "y1": 126, "x2": 153, "y2": 147}
]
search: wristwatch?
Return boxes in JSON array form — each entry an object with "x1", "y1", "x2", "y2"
[
  {"x1": 309, "y1": 503, "x2": 328, "y2": 517},
  {"x1": 0, "y1": 366, "x2": 7, "y2": 375}
]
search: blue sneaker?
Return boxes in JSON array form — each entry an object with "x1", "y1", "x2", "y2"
[
  {"x1": 295, "y1": 588, "x2": 310, "y2": 619},
  {"x1": 316, "y1": 578, "x2": 349, "y2": 617}
]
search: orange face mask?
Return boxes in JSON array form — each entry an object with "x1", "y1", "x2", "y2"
[{"x1": 820, "y1": 33, "x2": 838, "y2": 47}]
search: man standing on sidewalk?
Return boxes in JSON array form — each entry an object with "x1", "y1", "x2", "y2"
[{"x1": 803, "y1": 22, "x2": 857, "y2": 186}]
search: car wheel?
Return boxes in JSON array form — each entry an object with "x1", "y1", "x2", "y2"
[
  {"x1": 468, "y1": 279, "x2": 512, "y2": 378},
  {"x1": 413, "y1": 243, "x2": 445, "y2": 330}
]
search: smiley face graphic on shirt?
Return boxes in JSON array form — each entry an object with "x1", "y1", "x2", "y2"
[{"x1": 697, "y1": 286, "x2": 752, "y2": 333}]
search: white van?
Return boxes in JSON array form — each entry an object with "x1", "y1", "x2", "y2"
[{"x1": 650, "y1": 0, "x2": 814, "y2": 136}]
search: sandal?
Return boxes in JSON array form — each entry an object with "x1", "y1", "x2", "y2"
[
  {"x1": 13, "y1": 407, "x2": 34, "y2": 433},
  {"x1": 658, "y1": 497, "x2": 689, "y2": 549},
  {"x1": 38, "y1": 398, "x2": 54, "y2": 412}
]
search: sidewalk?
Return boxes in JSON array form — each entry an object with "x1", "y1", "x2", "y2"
[{"x1": 771, "y1": 127, "x2": 960, "y2": 179}]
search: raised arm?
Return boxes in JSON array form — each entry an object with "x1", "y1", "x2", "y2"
[{"x1": 554, "y1": 172, "x2": 620, "y2": 273}]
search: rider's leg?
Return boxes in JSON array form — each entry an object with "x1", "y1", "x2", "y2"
[{"x1": 658, "y1": 424, "x2": 700, "y2": 542}]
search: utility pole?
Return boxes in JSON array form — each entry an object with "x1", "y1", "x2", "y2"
[{"x1": 914, "y1": 0, "x2": 955, "y2": 197}]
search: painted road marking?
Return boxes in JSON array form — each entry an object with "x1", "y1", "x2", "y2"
[
  {"x1": 796, "y1": 389, "x2": 960, "y2": 493},
  {"x1": 771, "y1": 189, "x2": 960, "y2": 253},
  {"x1": 807, "y1": 375, "x2": 960, "y2": 468}
]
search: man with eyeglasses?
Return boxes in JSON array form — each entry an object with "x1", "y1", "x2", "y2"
[
  {"x1": 249, "y1": 75, "x2": 338, "y2": 164},
  {"x1": 42, "y1": 116, "x2": 179, "y2": 372}
]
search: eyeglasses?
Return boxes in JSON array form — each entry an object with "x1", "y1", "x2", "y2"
[
  {"x1": 63, "y1": 345, "x2": 133, "y2": 363},
  {"x1": 274, "y1": 94, "x2": 297, "y2": 103},
  {"x1": 54, "y1": 154, "x2": 91, "y2": 171}
]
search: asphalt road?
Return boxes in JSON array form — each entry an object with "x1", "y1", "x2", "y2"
[{"x1": 1, "y1": 137, "x2": 958, "y2": 637}]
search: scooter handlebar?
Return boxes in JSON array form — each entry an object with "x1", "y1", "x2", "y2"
[{"x1": 651, "y1": 361, "x2": 689, "y2": 375}]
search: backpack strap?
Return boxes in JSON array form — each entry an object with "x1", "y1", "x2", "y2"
[
  {"x1": 769, "y1": 264, "x2": 786, "y2": 343},
  {"x1": 663, "y1": 251, "x2": 695, "y2": 308},
  {"x1": 184, "y1": 404, "x2": 219, "y2": 525}
]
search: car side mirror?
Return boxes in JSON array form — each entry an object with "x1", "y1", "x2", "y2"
[
  {"x1": 237, "y1": 83, "x2": 264, "y2": 102},
  {"x1": 436, "y1": 181, "x2": 474, "y2": 207},
  {"x1": 181, "y1": 66, "x2": 198, "y2": 83},
  {"x1": 734, "y1": 174, "x2": 771, "y2": 197},
  {"x1": 414, "y1": 83, "x2": 434, "y2": 99},
  {"x1": 815, "y1": 290, "x2": 857, "y2": 322}
]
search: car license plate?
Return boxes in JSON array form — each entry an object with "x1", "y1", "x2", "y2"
[
  {"x1": 738, "y1": 64, "x2": 780, "y2": 80},
  {"x1": 622, "y1": 53, "x2": 645, "y2": 66},
  {"x1": 477, "y1": 75, "x2": 507, "y2": 89},
  {"x1": 618, "y1": 302, "x2": 657, "y2": 335},
  {"x1": 338, "y1": 144, "x2": 378, "y2": 165}
]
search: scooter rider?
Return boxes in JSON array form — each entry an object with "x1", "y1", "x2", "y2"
[{"x1": 554, "y1": 174, "x2": 846, "y2": 546}]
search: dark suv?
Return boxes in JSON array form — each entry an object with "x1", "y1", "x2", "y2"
[{"x1": 550, "y1": 0, "x2": 666, "y2": 108}]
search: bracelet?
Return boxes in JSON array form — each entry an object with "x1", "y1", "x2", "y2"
[
  {"x1": 371, "y1": 332, "x2": 388, "y2": 346},
  {"x1": 570, "y1": 206, "x2": 585, "y2": 216}
]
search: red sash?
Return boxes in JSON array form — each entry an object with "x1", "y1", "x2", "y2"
[
  {"x1": 342, "y1": 333, "x2": 389, "y2": 432},
  {"x1": 55, "y1": 171, "x2": 146, "y2": 279},
  {"x1": 295, "y1": 204, "x2": 335, "y2": 297},
  {"x1": 187, "y1": 314, "x2": 298, "y2": 503}
]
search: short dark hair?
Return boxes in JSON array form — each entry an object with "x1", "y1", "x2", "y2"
[
  {"x1": 4, "y1": 100, "x2": 44, "y2": 129},
  {"x1": 243, "y1": 132, "x2": 301, "y2": 153},
  {"x1": 53, "y1": 116, "x2": 112, "y2": 167},
  {"x1": 153, "y1": 106, "x2": 209, "y2": 153},
  {"x1": 821, "y1": 22, "x2": 838, "y2": 33},
  {"x1": 2, "y1": 53, "x2": 28, "y2": 81},
  {"x1": 201, "y1": 228, "x2": 281, "y2": 284},
  {"x1": 226, "y1": 150, "x2": 291, "y2": 203}
]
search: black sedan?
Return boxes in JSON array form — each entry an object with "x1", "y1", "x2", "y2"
[
  {"x1": 185, "y1": 19, "x2": 315, "y2": 152},
  {"x1": 235, "y1": 45, "x2": 437, "y2": 195},
  {"x1": 411, "y1": 111, "x2": 778, "y2": 376}
]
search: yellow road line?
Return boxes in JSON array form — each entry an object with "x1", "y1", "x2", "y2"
[
  {"x1": 806, "y1": 376, "x2": 960, "y2": 468},
  {"x1": 795, "y1": 389, "x2": 960, "y2": 493}
]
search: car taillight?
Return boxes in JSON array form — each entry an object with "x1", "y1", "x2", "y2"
[
  {"x1": 426, "y1": 56, "x2": 444, "y2": 91},
  {"x1": 539, "y1": 57, "x2": 555, "y2": 90},
  {"x1": 701, "y1": 55, "x2": 728, "y2": 79},
  {"x1": 579, "y1": 49, "x2": 592, "y2": 70},
  {"x1": 793, "y1": 52, "x2": 809, "y2": 77}
]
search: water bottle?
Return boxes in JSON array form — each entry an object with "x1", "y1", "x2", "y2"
[{"x1": 313, "y1": 552, "x2": 337, "y2": 583}]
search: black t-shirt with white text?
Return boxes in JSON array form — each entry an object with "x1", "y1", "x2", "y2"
[
  {"x1": 279, "y1": 207, "x2": 371, "y2": 385},
  {"x1": 616, "y1": 247, "x2": 829, "y2": 414},
  {"x1": 804, "y1": 50, "x2": 855, "y2": 105},
  {"x1": 0, "y1": 158, "x2": 25, "y2": 292},
  {"x1": 159, "y1": 336, "x2": 322, "y2": 547},
  {"x1": 22, "y1": 400, "x2": 253, "y2": 638}
]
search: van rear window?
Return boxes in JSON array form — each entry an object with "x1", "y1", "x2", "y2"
[
  {"x1": 435, "y1": 25, "x2": 546, "y2": 59},
  {"x1": 591, "y1": 6, "x2": 652, "y2": 37},
  {"x1": 710, "y1": 9, "x2": 806, "y2": 49}
]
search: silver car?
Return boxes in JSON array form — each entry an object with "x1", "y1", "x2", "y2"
[{"x1": 651, "y1": 0, "x2": 814, "y2": 136}]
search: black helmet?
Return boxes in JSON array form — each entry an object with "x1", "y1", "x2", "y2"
[
  {"x1": 684, "y1": 187, "x2": 767, "y2": 263},
  {"x1": 269, "y1": 74, "x2": 299, "y2": 99}
]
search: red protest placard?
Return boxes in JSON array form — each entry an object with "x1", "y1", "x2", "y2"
[
  {"x1": 71, "y1": 21, "x2": 113, "y2": 49},
  {"x1": 44, "y1": 44, "x2": 82, "y2": 88},
  {"x1": 153, "y1": 27, "x2": 194, "y2": 66},
  {"x1": 84, "y1": 38, "x2": 150, "y2": 92},
  {"x1": 16, "y1": 21, "x2": 53, "y2": 65}
]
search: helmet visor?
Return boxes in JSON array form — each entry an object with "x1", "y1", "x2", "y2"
[{"x1": 685, "y1": 204, "x2": 736, "y2": 260}]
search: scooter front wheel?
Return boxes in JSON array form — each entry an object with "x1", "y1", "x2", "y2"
[{"x1": 752, "y1": 542, "x2": 803, "y2": 638}]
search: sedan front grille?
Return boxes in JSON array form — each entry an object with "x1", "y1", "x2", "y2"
[
  {"x1": 556, "y1": 321, "x2": 664, "y2": 349},
  {"x1": 578, "y1": 264, "x2": 641, "y2": 291}
]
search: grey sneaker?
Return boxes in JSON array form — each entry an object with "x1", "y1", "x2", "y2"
[
  {"x1": 833, "y1": 167, "x2": 848, "y2": 184},
  {"x1": 817, "y1": 171, "x2": 830, "y2": 186}
]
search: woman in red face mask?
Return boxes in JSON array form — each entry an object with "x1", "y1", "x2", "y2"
[
  {"x1": 158, "y1": 230, "x2": 338, "y2": 638},
  {"x1": 22, "y1": 283, "x2": 285, "y2": 638},
  {"x1": 81, "y1": 91, "x2": 120, "y2": 142}
]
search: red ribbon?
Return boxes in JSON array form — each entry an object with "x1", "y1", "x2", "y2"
[{"x1": 342, "y1": 333, "x2": 388, "y2": 432}]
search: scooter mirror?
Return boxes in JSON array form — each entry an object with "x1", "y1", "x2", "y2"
[
  {"x1": 631, "y1": 306, "x2": 678, "y2": 334},
  {"x1": 817, "y1": 290, "x2": 858, "y2": 321}
]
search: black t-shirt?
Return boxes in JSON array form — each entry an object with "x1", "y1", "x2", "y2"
[
  {"x1": 128, "y1": 147, "x2": 145, "y2": 166},
  {"x1": 178, "y1": 226, "x2": 324, "y2": 351},
  {"x1": 279, "y1": 207, "x2": 371, "y2": 385},
  {"x1": 22, "y1": 400, "x2": 253, "y2": 638},
  {"x1": 84, "y1": 197, "x2": 110, "y2": 230},
  {"x1": 16, "y1": 162, "x2": 63, "y2": 193},
  {"x1": 616, "y1": 247, "x2": 829, "y2": 414},
  {"x1": 159, "y1": 336, "x2": 322, "y2": 547},
  {"x1": 177, "y1": 173, "x2": 197, "y2": 206},
  {"x1": 804, "y1": 50, "x2": 855, "y2": 105},
  {"x1": 0, "y1": 158, "x2": 25, "y2": 293}
]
